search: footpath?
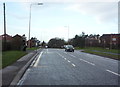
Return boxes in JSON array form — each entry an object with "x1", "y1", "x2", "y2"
[{"x1": 1, "y1": 48, "x2": 42, "y2": 87}]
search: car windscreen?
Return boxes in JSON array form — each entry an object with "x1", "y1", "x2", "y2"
[{"x1": 67, "y1": 45, "x2": 73, "y2": 48}]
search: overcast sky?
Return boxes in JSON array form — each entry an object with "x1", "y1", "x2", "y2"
[{"x1": 0, "y1": 0, "x2": 119, "y2": 42}]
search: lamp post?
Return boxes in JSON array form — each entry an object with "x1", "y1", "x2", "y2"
[
  {"x1": 64, "y1": 26, "x2": 69, "y2": 44},
  {"x1": 3, "y1": 3, "x2": 6, "y2": 51},
  {"x1": 28, "y1": 3, "x2": 43, "y2": 48}
]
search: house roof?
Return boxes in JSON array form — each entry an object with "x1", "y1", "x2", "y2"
[
  {"x1": 102, "y1": 34, "x2": 120, "y2": 36},
  {"x1": 13, "y1": 34, "x2": 22, "y2": 38},
  {"x1": 0, "y1": 34, "x2": 12, "y2": 40}
]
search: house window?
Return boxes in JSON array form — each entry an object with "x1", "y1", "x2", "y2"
[{"x1": 112, "y1": 38, "x2": 116, "y2": 41}]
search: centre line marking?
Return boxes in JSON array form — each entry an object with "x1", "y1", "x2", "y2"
[
  {"x1": 79, "y1": 58, "x2": 95, "y2": 66},
  {"x1": 69, "y1": 54, "x2": 76, "y2": 58},
  {"x1": 64, "y1": 52, "x2": 67, "y2": 54},
  {"x1": 72, "y1": 63, "x2": 76, "y2": 67},
  {"x1": 34, "y1": 52, "x2": 43, "y2": 67},
  {"x1": 57, "y1": 53, "x2": 64, "y2": 58},
  {"x1": 106, "y1": 69, "x2": 120, "y2": 76},
  {"x1": 68, "y1": 60, "x2": 71, "y2": 63}
]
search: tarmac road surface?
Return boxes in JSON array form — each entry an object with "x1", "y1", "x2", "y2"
[{"x1": 17, "y1": 48, "x2": 119, "y2": 86}]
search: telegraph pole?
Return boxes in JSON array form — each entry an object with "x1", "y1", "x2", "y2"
[{"x1": 3, "y1": 3, "x2": 6, "y2": 51}]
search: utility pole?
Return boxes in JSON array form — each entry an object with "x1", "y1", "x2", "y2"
[
  {"x1": 28, "y1": 3, "x2": 43, "y2": 48},
  {"x1": 68, "y1": 26, "x2": 69, "y2": 45},
  {"x1": 64, "y1": 26, "x2": 69, "y2": 44},
  {"x1": 3, "y1": 3, "x2": 6, "y2": 51},
  {"x1": 28, "y1": 4, "x2": 32, "y2": 48}
]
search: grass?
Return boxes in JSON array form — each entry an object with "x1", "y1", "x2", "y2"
[
  {"x1": 26, "y1": 47, "x2": 39, "y2": 51},
  {"x1": 74, "y1": 47, "x2": 85, "y2": 50},
  {"x1": 0, "y1": 53, "x2": 2, "y2": 69},
  {"x1": 2, "y1": 51, "x2": 27, "y2": 68},
  {"x1": 84, "y1": 47, "x2": 118, "y2": 53},
  {"x1": 84, "y1": 50, "x2": 119, "y2": 60},
  {"x1": 75, "y1": 47, "x2": 119, "y2": 60}
]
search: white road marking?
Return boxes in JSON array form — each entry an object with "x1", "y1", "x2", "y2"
[
  {"x1": 57, "y1": 53, "x2": 64, "y2": 58},
  {"x1": 72, "y1": 63, "x2": 76, "y2": 67},
  {"x1": 64, "y1": 51, "x2": 76, "y2": 58},
  {"x1": 68, "y1": 60, "x2": 71, "y2": 63},
  {"x1": 64, "y1": 52, "x2": 67, "y2": 54},
  {"x1": 34, "y1": 52, "x2": 43, "y2": 67},
  {"x1": 106, "y1": 69, "x2": 120, "y2": 76},
  {"x1": 69, "y1": 54, "x2": 76, "y2": 58},
  {"x1": 57, "y1": 52, "x2": 76, "y2": 67},
  {"x1": 79, "y1": 58, "x2": 95, "y2": 66},
  {"x1": 76, "y1": 51, "x2": 118, "y2": 64},
  {"x1": 30, "y1": 54, "x2": 39, "y2": 66},
  {"x1": 17, "y1": 69, "x2": 30, "y2": 85},
  {"x1": 57, "y1": 53, "x2": 68, "y2": 60}
]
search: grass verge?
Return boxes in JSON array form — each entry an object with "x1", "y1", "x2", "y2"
[
  {"x1": 2, "y1": 51, "x2": 27, "y2": 68},
  {"x1": 75, "y1": 47, "x2": 119, "y2": 60},
  {"x1": 26, "y1": 47, "x2": 39, "y2": 51},
  {"x1": 84, "y1": 50, "x2": 119, "y2": 60}
]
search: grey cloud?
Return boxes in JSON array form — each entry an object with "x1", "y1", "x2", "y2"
[{"x1": 65, "y1": 2, "x2": 118, "y2": 24}]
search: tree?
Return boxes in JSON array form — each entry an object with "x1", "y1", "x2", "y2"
[
  {"x1": 41, "y1": 41, "x2": 46, "y2": 47},
  {"x1": 12, "y1": 34, "x2": 23, "y2": 50},
  {"x1": 71, "y1": 32, "x2": 88, "y2": 48},
  {"x1": 11, "y1": 34, "x2": 27, "y2": 51},
  {"x1": 22, "y1": 34, "x2": 27, "y2": 51},
  {"x1": 48, "y1": 38, "x2": 65, "y2": 48}
]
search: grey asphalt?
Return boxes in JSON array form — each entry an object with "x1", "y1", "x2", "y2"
[{"x1": 17, "y1": 48, "x2": 120, "y2": 86}]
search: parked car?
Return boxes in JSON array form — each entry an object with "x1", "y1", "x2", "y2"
[{"x1": 65, "y1": 45, "x2": 74, "y2": 52}]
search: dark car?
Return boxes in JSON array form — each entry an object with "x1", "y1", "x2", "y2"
[{"x1": 65, "y1": 45, "x2": 74, "y2": 52}]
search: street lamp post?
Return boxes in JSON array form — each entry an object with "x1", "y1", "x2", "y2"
[
  {"x1": 28, "y1": 3, "x2": 43, "y2": 48},
  {"x1": 3, "y1": 3, "x2": 6, "y2": 51},
  {"x1": 64, "y1": 26, "x2": 69, "y2": 44}
]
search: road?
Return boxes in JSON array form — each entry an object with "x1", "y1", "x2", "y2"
[{"x1": 17, "y1": 48, "x2": 119, "y2": 86}]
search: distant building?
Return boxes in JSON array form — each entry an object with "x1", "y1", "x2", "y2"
[
  {"x1": 85, "y1": 35, "x2": 100, "y2": 47},
  {"x1": 100, "y1": 34, "x2": 120, "y2": 49},
  {"x1": 0, "y1": 34, "x2": 12, "y2": 42},
  {"x1": 0, "y1": 34, "x2": 13, "y2": 51},
  {"x1": 27, "y1": 37, "x2": 38, "y2": 48},
  {"x1": 12, "y1": 34, "x2": 27, "y2": 51}
]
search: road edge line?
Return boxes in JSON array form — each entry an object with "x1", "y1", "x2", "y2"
[
  {"x1": 9, "y1": 51, "x2": 40, "y2": 86},
  {"x1": 34, "y1": 52, "x2": 43, "y2": 67}
]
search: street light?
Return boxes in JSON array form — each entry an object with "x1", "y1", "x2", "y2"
[
  {"x1": 64, "y1": 26, "x2": 69, "y2": 44},
  {"x1": 28, "y1": 3, "x2": 43, "y2": 48},
  {"x1": 3, "y1": 3, "x2": 7, "y2": 51}
]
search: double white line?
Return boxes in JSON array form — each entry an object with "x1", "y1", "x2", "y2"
[{"x1": 34, "y1": 52, "x2": 43, "y2": 67}]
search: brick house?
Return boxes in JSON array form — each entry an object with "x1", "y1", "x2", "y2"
[
  {"x1": 85, "y1": 35, "x2": 101, "y2": 47},
  {"x1": 0, "y1": 34, "x2": 12, "y2": 42},
  {"x1": 12, "y1": 34, "x2": 27, "y2": 50},
  {"x1": 0, "y1": 34, "x2": 13, "y2": 51},
  {"x1": 100, "y1": 34, "x2": 120, "y2": 49},
  {"x1": 27, "y1": 37, "x2": 37, "y2": 48}
]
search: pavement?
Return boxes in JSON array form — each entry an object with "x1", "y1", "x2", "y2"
[
  {"x1": 17, "y1": 48, "x2": 120, "y2": 86},
  {"x1": 1, "y1": 48, "x2": 42, "y2": 87}
]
